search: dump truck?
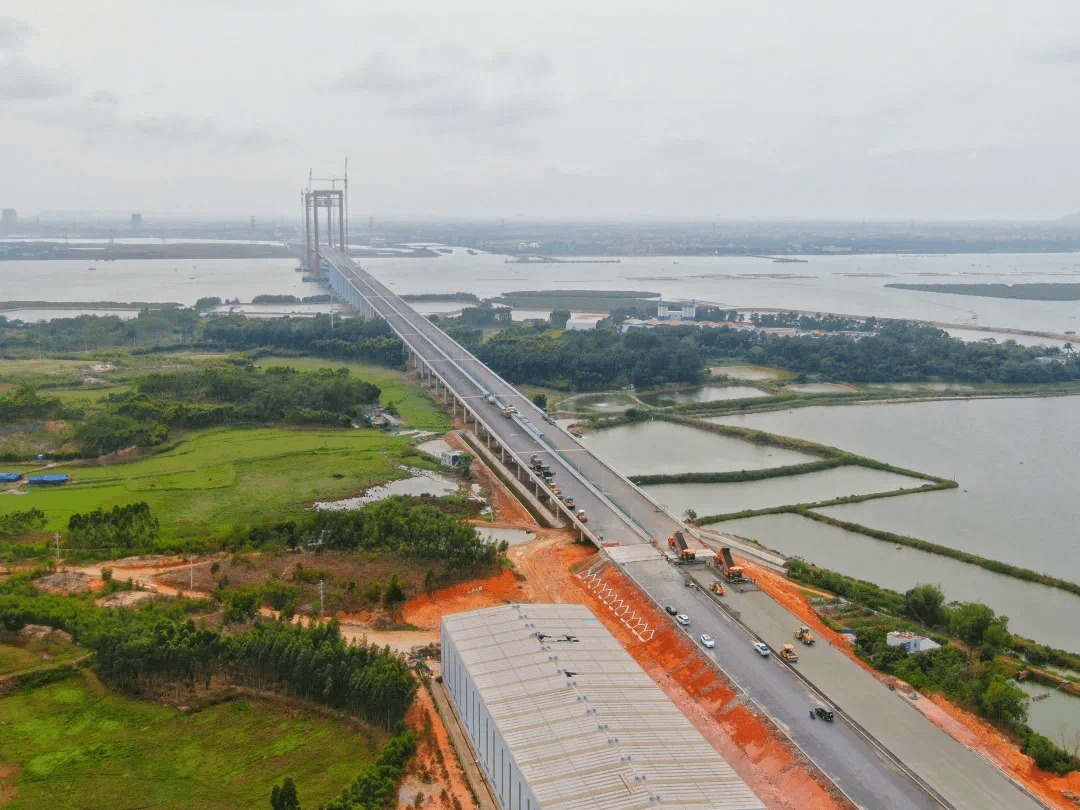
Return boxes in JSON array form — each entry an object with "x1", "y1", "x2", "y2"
[
  {"x1": 501, "y1": 408, "x2": 512, "y2": 418},
  {"x1": 780, "y1": 644, "x2": 799, "y2": 663},
  {"x1": 564, "y1": 496, "x2": 576, "y2": 508},
  {"x1": 709, "y1": 581, "x2": 725, "y2": 596},
  {"x1": 794, "y1": 626, "x2": 816, "y2": 645},
  {"x1": 717, "y1": 548, "x2": 745, "y2": 582},
  {"x1": 668, "y1": 531, "x2": 697, "y2": 562},
  {"x1": 576, "y1": 509, "x2": 588, "y2": 522}
]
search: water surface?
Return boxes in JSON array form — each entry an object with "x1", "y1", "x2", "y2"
[
  {"x1": 638, "y1": 385, "x2": 770, "y2": 407},
  {"x1": 580, "y1": 421, "x2": 815, "y2": 476},
  {"x1": 712, "y1": 396, "x2": 1080, "y2": 581},
  {"x1": 643, "y1": 465, "x2": 926, "y2": 517}
]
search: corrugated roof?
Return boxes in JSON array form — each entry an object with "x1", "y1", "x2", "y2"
[{"x1": 442, "y1": 604, "x2": 765, "y2": 810}]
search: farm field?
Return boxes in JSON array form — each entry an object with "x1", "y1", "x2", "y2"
[
  {"x1": 1, "y1": 427, "x2": 428, "y2": 539},
  {"x1": 0, "y1": 670, "x2": 384, "y2": 810}
]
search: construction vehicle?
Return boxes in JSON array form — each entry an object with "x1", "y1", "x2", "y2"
[
  {"x1": 709, "y1": 581, "x2": 725, "y2": 596},
  {"x1": 501, "y1": 408, "x2": 512, "y2": 418},
  {"x1": 564, "y1": 496, "x2": 576, "y2": 508},
  {"x1": 576, "y1": 509, "x2": 588, "y2": 522},
  {"x1": 530, "y1": 454, "x2": 539, "y2": 466},
  {"x1": 794, "y1": 626, "x2": 816, "y2": 645},
  {"x1": 668, "y1": 531, "x2": 697, "y2": 562},
  {"x1": 780, "y1": 644, "x2": 799, "y2": 663},
  {"x1": 717, "y1": 548, "x2": 745, "y2": 582}
]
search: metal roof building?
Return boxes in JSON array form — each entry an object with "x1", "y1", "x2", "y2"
[{"x1": 441, "y1": 604, "x2": 764, "y2": 810}]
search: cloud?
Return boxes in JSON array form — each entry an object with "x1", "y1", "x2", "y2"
[
  {"x1": 1033, "y1": 42, "x2": 1080, "y2": 64},
  {"x1": 0, "y1": 16, "x2": 30, "y2": 50},
  {"x1": 131, "y1": 115, "x2": 284, "y2": 148},
  {"x1": 0, "y1": 63, "x2": 72, "y2": 100},
  {"x1": 333, "y1": 47, "x2": 558, "y2": 136}
]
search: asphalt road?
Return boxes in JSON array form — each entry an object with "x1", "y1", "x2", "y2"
[
  {"x1": 631, "y1": 558, "x2": 942, "y2": 810},
  {"x1": 325, "y1": 249, "x2": 1047, "y2": 810}
]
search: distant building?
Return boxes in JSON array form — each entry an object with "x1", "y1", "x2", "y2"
[
  {"x1": 886, "y1": 631, "x2": 941, "y2": 654},
  {"x1": 131, "y1": 213, "x2": 142, "y2": 230},
  {"x1": 565, "y1": 313, "x2": 606, "y2": 331},
  {"x1": 0, "y1": 209, "x2": 16, "y2": 233},
  {"x1": 682, "y1": 299, "x2": 696, "y2": 320},
  {"x1": 657, "y1": 300, "x2": 670, "y2": 319}
]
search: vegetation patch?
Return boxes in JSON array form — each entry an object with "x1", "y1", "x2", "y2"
[
  {"x1": 0, "y1": 671, "x2": 385, "y2": 810},
  {"x1": 785, "y1": 559, "x2": 1080, "y2": 775},
  {"x1": 886, "y1": 282, "x2": 1080, "y2": 301},
  {"x1": 0, "y1": 428, "x2": 419, "y2": 547}
]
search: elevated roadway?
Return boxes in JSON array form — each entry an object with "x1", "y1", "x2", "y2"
[{"x1": 323, "y1": 246, "x2": 1046, "y2": 810}]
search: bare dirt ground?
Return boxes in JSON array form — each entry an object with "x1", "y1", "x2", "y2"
[
  {"x1": 398, "y1": 686, "x2": 475, "y2": 810},
  {"x1": 743, "y1": 557, "x2": 1080, "y2": 810}
]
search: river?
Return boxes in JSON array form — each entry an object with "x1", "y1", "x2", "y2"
[{"x1": 3, "y1": 250, "x2": 1080, "y2": 335}]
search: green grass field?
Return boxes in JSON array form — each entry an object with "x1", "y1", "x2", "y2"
[
  {"x1": 0, "y1": 670, "x2": 384, "y2": 810},
  {"x1": 0, "y1": 641, "x2": 84, "y2": 678},
  {"x1": 3, "y1": 427, "x2": 427, "y2": 538}
]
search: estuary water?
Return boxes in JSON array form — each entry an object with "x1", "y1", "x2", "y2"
[
  {"x1": 711, "y1": 396, "x2": 1080, "y2": 582},
  {"x1": 3, "y1": 249, "x2": 1080, "y2": 335}
]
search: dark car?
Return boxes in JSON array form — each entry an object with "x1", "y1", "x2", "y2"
[
  {"x1": 809, "y1": 706, "x2": 834, "y2": 722},
  {"x1": 664, "y1": 605, "x2": 677, "y2": 615}
]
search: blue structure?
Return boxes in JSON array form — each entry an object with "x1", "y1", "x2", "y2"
[
  {"x1": 27, "y1": 474, "x2": 69, "y2": 485},
  {"x1": 0, "y1": 473, "x2": 23, "y2": 482}
]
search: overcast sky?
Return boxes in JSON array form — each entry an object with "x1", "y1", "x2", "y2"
[{"x1": 3, "y1": 1, "x2": 1080, "y2": 220}]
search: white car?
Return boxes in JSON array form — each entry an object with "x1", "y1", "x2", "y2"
[
  {"x1": 753, "y1": 642, "x2": 770, "y2": 657},
  {"x1": 675, "y1": 614, "x2": 690, "y2": 626},
  {"x1": 700, "y1": 634, "x2": 715, "y2": 649}
]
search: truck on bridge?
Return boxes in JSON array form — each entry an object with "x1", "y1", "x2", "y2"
[
  {"x1": 717, "y1": 547, "x2": 746, "y2": 582},
  {"x1": 668, "y1": 531, "x2": 698, "y2": 562}
]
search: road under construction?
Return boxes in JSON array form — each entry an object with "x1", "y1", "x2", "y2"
[{"x1": 321, "y1": 244, "x2": 1047, "y2": 810}]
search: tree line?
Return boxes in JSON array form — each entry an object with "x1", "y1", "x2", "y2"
[
  {"x1": 67, "y1": 502, "x2": 159, "y2": 550},
  {"x1": 450, "y1": 318, "x2": 1080, "y2": 390},
  {"x1": 0, "y1": 575, "x2": 417, "y2": 730},
  {"x1": 233, "y1": 496, "x2": 505, "y2": 570},
  {"x1": 74, "y1": 365, "x2": 381, "y2": 455}
]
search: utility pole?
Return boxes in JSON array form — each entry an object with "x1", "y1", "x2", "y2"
[
  {"x1": 54, "y1": 533, "x2": 60, "y2": 565},
  {"x1": 319, "y1": 579, "x2": 325, "y2": 618},
  {"x1": 189, "y1": 554, "x2": 195, "y2": 591}
]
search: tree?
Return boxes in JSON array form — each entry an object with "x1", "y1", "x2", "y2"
[
  {"x1": 532, "y1": 393, "x2": 548, "y2": 409},
  {"x1": 949, "y1": 602, "x2": 997, "y2": 647},
  {"x1": 383, "y1": 573, "x2": 406, "y2": 608},
  {"x1": 980, "y1": 675, "x2": 1028, "y2": 726},
  {"x1": 682, "y1": 509, "x2": 697, "y2": 523},
  {"x1": 903, "y1": 584, "x2": 947, "y2": 628},
  {"x1": 271, "y1": 776, "x2": 302, "y2": 810}
]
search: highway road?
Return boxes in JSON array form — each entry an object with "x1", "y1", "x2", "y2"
[{"x1": 324, "y1": 247, "x2": 1047, "y2": 810}]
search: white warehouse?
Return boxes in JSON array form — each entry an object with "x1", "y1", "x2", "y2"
[{"x1": 440, "y1": 603, "x2": 764, "y2": 810}]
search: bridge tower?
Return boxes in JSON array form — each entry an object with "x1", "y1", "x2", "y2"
[{"x1": 299, "y1": 163, "x2": 348, "y2": 278}]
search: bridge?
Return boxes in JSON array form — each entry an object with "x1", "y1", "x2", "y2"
[{"x1": 322, "y1": 245, "x2": 1047, "y2": 810}]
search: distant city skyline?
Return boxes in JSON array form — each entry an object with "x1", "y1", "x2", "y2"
[{"x1": 3, "y1": 2, "x2": 1080, "y2": 220}]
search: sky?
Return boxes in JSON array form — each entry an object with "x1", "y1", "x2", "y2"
[{"x1": 3, "y1": 0, "x2": 1080, "y2": 221}]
